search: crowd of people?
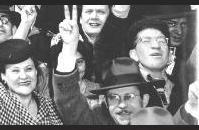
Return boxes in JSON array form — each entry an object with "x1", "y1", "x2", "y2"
[{"x1": 0, "y1": 5, "x2": 198, "y2": 125}]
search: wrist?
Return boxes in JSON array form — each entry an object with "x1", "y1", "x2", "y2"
[{"x1": 112, "y1": 5, "x2": 130, "y2": 19}]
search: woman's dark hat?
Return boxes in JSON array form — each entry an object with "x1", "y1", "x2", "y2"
[
  {"x1": 90, "y1": 57, "x2": 164, "y2": 96},
  {"x1": 0, "y1": 5, "x2": 21, "y2": 26},
  {"x1": 133, "y1": 5, "x2": 196, "y2": 20},
  {"x1": 0, "y1": 39, "x2": 32, "y2": 64}
]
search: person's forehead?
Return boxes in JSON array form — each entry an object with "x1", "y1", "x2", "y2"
[
  {"x1": 108, "y1": 86, "x2": 140, "y2": 95},
  {"x1": 5, "y1": 58, "x2": 34, "y2": 70},
  {"x1": 82, "y1": 5, "x2": 109, "y2": 10},
  {"x1": 168, "y1": 17, "x2": 187, "y2": 23},
  {"x1": 137, "y1": 28, "x2": 165, "y2": 38}
]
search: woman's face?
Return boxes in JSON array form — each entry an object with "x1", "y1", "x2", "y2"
[
  {"x1": 76, "y1": 52, "x2": 86, "y2": 80},
  {"x1": 1, "y1": 58, "x2": 37, "y2": 96}
]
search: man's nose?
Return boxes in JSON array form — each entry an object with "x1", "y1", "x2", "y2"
[
  {"x1": 175, "y1": 24, "x2": 183, "y2": 35},
  {"x1": 118, "y1": 100, "x2": 127, "y2": 108},
  {"x1": 90, "y1": 11, "x2": 98, "y2": 19},
  {"x1": 151, "y1": 39, "x2": 161, "y2": 49}
]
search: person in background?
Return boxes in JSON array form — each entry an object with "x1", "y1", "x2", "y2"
[{"x1": 76, "y1": 43, "x2": 103, "y2": 109}]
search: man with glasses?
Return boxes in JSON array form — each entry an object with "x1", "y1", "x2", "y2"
[
  {"x1": 0, "y1": 5, "x2": 20, "y2": 43},
  {"x1": 127, "y1": 19, "x2": 181, "y2": 115}
]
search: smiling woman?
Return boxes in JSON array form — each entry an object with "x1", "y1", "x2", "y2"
[{"x1": 0, "y1": 39, "x2": 62, "y2": 125}]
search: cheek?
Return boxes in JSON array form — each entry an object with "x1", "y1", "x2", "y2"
[{"x1": 136, "y1": 47, "x2": 148, "y2": 60}]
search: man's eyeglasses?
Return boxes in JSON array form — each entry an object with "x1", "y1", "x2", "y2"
[
  {"x1": 138, "y1": 37, "x2": 169, "y2": 46},
  {"x1": 0, "y1": 15, "x2": 10, "y2": 25},
  {"x1": 106, "y1": 93, "x2": 140, "y2": 106}
]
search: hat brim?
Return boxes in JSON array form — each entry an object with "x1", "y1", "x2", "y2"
[
  {"x1": 144, "y1": 10, "x2": 196, "y2": 20},
  {"x1": 90, "y1": 80, "x2": 160, "y2": 95}
]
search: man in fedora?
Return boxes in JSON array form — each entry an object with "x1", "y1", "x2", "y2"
[{"x1": 53, "y1": 56, "x2": 163, "y2": 125}]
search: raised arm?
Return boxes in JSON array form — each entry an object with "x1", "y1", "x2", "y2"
[
  {"x1": 52, "y1": 5, "x2": 97, "y2": 125},
  {"x1": 12, "y1": 5, "x2": 38, "y2": 40}
]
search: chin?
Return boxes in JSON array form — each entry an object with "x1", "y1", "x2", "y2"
[
  {"x1": 117, "y1": 119, "x2": 129, "y2": 125},
  {"x1": 87, "y1": 28, "x2": 102, "y2": 35},
  {"x1": 13, "y1": 87, "x2": 35, "y2": 96}
]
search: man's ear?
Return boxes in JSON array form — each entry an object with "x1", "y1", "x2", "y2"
[
  {"x1": 79, "y1": 16, "x2": 82, "y2": 25},
  {"x1": 142, "y1": 94, "x2": 150, "y2": 107},
  {"x1": 12, "y1": 25, "x2": 17, "y2": 35},
  {"x1": 129, "y1": 49, "x2": 139, "y2": 62}
]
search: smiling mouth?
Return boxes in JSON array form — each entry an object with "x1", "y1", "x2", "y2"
[
  {"x1": 19, "y1": 81, "x2": 31, "y2": 86},
  {"x1": 89, "y1": 23, "x2": 101, "y2": 27},
  {"x1": 150, "y1": 53, "x2": 162, "y2": 57}
]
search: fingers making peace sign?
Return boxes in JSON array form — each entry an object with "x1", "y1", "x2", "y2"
[
  {"x1": 56, "y1": 5, "x2": 80, "y2": 72},
  {"x1": 59, "y1": 5, "x2": 79, "y2": 45}
]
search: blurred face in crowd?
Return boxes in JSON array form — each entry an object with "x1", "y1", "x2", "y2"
[
  {"x1": 130, "y1": 28, "x2": 169, "y2": 71},
  {"x1": 80, "y1": 5, "x2": 110, "y2": 36},
  {"x1": 0, "y1": 13, "x2": 16, "y2": 44},
  {"x1": 106, "y1": 86, "x2": 149, "y2": 125},
  {"x1": 1, "y1": 58, "x2": 37, "y2": 97},
  {"x1": 165, "y1": 17, "x2": 188, "y2": 46},
  {"x1": 76, "y1": 52, "x2": 86, "y2": 80},
  {"x1": 15, "y1": 5, "x2": 41, "y2": 10}
]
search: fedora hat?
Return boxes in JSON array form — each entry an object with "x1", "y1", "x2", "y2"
[
  {"x1": 0, "y1": 5, "x2": 21, "y2": 26},
  {"x1": 90, "y1": 57, "x2": 165, "y2": 96},
  {"x1": 133, "y1": 5, "x2": 196, "y2": 20}
]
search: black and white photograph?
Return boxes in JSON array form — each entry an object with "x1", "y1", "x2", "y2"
[{"x1": 0, "y1": 4, "x2": 198, "y2": 125}]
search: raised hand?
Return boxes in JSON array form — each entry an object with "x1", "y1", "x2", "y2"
[
  {"x1": 185, "y1": 81, "x2": 199, "y2": 120},
  {"x1": 15, "y1": 5, "x2": 37, "y2": 27},
  {"x1": 13, "y1": 5, "x2": 38, "y2": 40},
  {"x1": 56, "y1": 5, "x2": 79, "y2": 72},
  {"x1": 112, "y1": 5, "x2": 131, "y2": 18},
  {"x1": 59, "y1": 5, "x2": 79, "y2": 45}
]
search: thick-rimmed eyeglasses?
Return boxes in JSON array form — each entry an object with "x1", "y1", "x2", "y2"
[
  {"x1": 106, "y1": 93, "x2": 140, "y2": 106},
  {"x1": 0, "y1": 15, "x2": 10, "y2": 25},
  {"x1": 138, "y1": 36, "x2": 169, "y2": 46}
]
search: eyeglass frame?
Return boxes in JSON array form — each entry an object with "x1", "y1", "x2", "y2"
[
  {"x1": 136, "y1": 36, "x2": 169, "y2": 46},
  {"x1": 106, "y1": 92, "x2": 141, "y2": 106},
  {"x1": 0, "y1": 15, "x2": 10, "y2": 25}
]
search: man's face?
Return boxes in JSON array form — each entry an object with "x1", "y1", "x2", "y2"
[
  {"x1": 130, "y1": 28, "x2": 169, "y2": 71},
  {"x1": 107, "y1": 86, "x2": 149, "y2": 125},
  {"x1": 165, "y1": 17, "x2": 188, "y2": 46},
  {"x1": 80, "y1": 5, "x2": 110, "y2": 36},
  {"x1": 0, "y1": 13, "x2": 15, "y2": 44}
]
